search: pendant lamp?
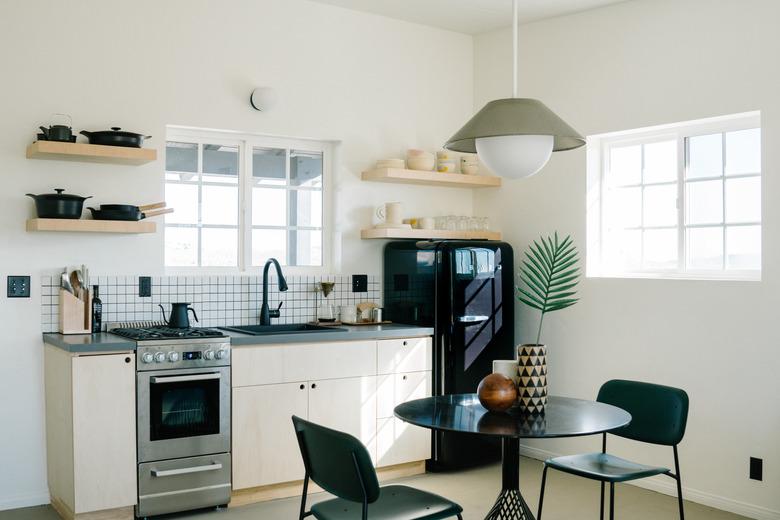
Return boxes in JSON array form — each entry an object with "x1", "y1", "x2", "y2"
[{"x1": 444, "y1": 0, "x2": 585, "y2": 179}]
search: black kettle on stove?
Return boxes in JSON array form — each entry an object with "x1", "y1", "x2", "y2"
[{"x1": 159, "y1": 303, "x2": 199, "y2": 328}]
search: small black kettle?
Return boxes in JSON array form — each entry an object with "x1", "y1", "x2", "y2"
[{"x1": 159, "y1": 303, "x2": 199, "y2": 328}]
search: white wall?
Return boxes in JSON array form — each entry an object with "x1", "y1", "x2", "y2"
[
  {"x1": 0, "y1": 0, "x2": 473, "y2": 508},
  {"x1": 474, "y1": 0, "x2": 779, "y2": 517}
]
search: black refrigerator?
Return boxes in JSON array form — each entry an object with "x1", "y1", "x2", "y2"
[{"x1": 383, "y1": 240, "x2": 515, "y2": 471}]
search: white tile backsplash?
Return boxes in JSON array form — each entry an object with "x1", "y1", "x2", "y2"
[{"x1": 41, "y1": 273, "x2": 381, "y2": 332}]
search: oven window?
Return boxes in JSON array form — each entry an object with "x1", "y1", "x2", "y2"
[{"x1": 150, "y1": 376, "x2": 220, "y2": 441}]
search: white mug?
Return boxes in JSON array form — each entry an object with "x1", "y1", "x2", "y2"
[
  {"x1": 493, "y1": 359, "x2": 519, "y2": 385},
  {"x1": 341, "y1": 306, "x2": 357, "y2": 323},
  {"x1": 376, "y1": 202, "x2": 402, "y2": 225}
]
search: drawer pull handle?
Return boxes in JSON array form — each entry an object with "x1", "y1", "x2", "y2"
[
  {"x1": 402, "y1": 375, "x2": 407, "y2": 380},
  {"x1": 125, "y1": 357, "x2": 131, "y2": 363},
  {"x1": 152, "y1": 463, "x2": 222, "y2": 478},
  {"x1": 299, "y1": 384, "x2": 305, "y2": 390},
  {"x1": 403, "y1": 341, "x2": 408, "y2": 346},
  {"x1": 311, "y1": 383, "x2": 317, "y2": 389}
]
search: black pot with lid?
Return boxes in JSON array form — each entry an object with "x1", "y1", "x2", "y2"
[{"x1": 26, "y1": 188, "x2": 92, "y2": 219}]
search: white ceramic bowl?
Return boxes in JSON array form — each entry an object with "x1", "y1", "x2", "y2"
[{"x1": 406, "y1": 150, "x2": 435, "y2": 171}]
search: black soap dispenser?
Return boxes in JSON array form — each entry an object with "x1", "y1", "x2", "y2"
[{"x1": 91, "y1": 285, "x2": 103, "y2": 333}]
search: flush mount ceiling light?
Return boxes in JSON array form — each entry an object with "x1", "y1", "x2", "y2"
[
  {"x1": 444, "y1": 0, "x2": 585, "y2": 179},
  {"x1": 250, "y1": 87, "x2": 278, "y2": 111}
]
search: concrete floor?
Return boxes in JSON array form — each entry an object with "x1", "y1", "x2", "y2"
[{"x1": 4, "y1": 458, "x2": 747, "y2": 520}]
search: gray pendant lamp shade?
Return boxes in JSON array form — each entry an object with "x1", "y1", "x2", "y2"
[{"x1": 444, "y1": 98, "x2": 585, "y2": 153}]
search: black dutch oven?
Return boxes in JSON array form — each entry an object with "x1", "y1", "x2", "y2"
[
  {"x1": 80, "y1": 127, "x2": 151, "y2": 148},
  {"x1": 26, "y1": 189, "x2": 92, "y2": 219}
]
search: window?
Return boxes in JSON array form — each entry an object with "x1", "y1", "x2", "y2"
[
  {"x1": 164, "y1": 128, "x2": 331, "y2": 271},
  {"x1": 587, "y1": 112, "x2": 761, "y2": 280}
]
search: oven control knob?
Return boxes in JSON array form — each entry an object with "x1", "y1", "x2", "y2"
[
  {"x1": 167, "y1": 351, "x2": 180, "y2": 363},
  {"x1": 215, "y1": 348, "x2": 228, "y2": 360},
  {"x1": 141, "y1": 352, "x2": 154, "y2": 364},
  {"x1": 153, "y1": 352, "x2": 166, "y2": 363},
  {"x1": 203, "y1": 350, "x2": 215, "y2": 361}
]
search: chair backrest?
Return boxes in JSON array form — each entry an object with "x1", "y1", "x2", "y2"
[
  {"x1": 597, "y1": 379, "x2": 689, "y2": 446},
  {"x1": 291, "y1": 415, "x2": 381, "y2": 503}
]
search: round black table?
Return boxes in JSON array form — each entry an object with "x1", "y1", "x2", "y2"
[{"x1": 394, "y1": 394, "x2": 631, "y2": 520}]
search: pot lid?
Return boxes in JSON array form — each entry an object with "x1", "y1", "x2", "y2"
[{"x1": 31, "y1": 188, "x2": 90, "y2": 201}]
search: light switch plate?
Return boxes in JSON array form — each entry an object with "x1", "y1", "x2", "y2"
[
  {"x1": 352, "y1": 274, "x2": 368, "y2": 293},
  {"x1": 7, "y1": 276, "x2": 31, "y2": 298},
  {"x1": 139, "y1": 276, "x2": 152, "y2": 297}
]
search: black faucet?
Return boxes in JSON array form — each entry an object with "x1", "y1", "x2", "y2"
[{"x1": 260, "y1": 258, "x2": 288, "y2": 325}]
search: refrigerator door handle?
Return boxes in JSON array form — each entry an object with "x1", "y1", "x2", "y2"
[{"x1": 456, "y1": 315, "x2": 490, "y2": 323}]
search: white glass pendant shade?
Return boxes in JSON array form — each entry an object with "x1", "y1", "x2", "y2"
[{"x1": 476, "y1": 134, "x2": 554, "y2": 179}]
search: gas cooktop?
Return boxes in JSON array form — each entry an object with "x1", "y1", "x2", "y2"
[{"x1": 110, "y1": 326, "x2": 226, "y2": 341}]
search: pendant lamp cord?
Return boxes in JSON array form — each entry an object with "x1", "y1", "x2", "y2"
[{"x1": 512, "y1": 0, "x2": 518, "y2": 98}]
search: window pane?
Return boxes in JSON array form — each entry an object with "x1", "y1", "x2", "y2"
[
  {"x1": 604, "y1": 229, "x2": 641, "y2": 272},
  {"x1": 643, "y1": 184, "x2": 677, "y2": 226},
  {"x1": 686, "y1": 227, "x2": 723, "y2": 270},
  {"x1": 165, "y1": 227, "x2": 198, "y2": 266},
  {"x1": 201, "y1": 228, "x2": 237, "y2": 267},
  {"x1": 726, "y1": 226, "x2": 760, "y2": 270},
  {"x1": 290, "y1": 150, "x2": 323, "y2": 187},
  {"x1": 252, "y1": 229, "x2": 287, "y2": 266},
  {"x1": 643, "y1": 140, "x2": 676, "y2": 183},
  {"x1": 203, "y1": 144, "x2": 238, "y2": 182},
  {"x1": 643, "y1": 229, "x2": 677, "y2": 269},
  {"x1": 165, "y1": 184, "x2": 198, "y2": 224},
  {"x1": 252, "y1": 188, "x2": 287, "y2": 226},
  {"x1": 289, "y1": 230, "x2": 322, "y2": 266},
  {"x1": 606, "y1": 187, "x2": 641, "y2": 229},
  {"x1": 609, "y1": 145, "x2": 641, "y2": 186},
  {"x1": 202, "y1": 185, "x2": 238, "y2": 225},
  {"x1": 290, "y1": 189, "x2": 322, "y2": 227},
  {"x1": 725, "y1": 128, "x2": 760, "y2": 175},
  {"x1": 253, "y1": 147, "x2": 286, "y2": 185},
  {"x1": 686, "y1": 180, "x2": 722, "y2": 225},
  {"x1": 166, "y1": 142, "x2": 197, "y2": 173},
  {"x1": 725, "y1": 177, "x2": 760, "y2": 223},
  {"x1": 687, "y1": 133, "x2": 722, "y2": 179}
]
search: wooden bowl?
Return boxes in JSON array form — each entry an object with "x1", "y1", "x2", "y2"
[{"x1": 477, "y1": 373, "x2": 518, "y2": 413}]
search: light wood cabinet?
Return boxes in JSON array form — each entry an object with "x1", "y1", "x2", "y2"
[
  {"x1": 232, "y1": 382, "x2": 308, "y2": 489},
  {"x1": 44, "y1": 346, "x2": 137, "y2": 519},
  {"x1": 231, "y1": 337, "x2": 432, "y2": 493}
]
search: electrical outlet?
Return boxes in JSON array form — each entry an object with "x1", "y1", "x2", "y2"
[
  {"x1": 139, "y1": 276, "x2": 152, "y2": 297},
  {"x1": 352, "y1": 274, "x2": 368, "y2": 293},
  {"x1": 7, "y1": 276, "x2": 31, "y2": 298},
  {"x1": 750, "y1": 457, "x2": 763, "y2": 481}
]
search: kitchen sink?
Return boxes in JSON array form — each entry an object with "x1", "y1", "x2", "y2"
[{"x1": 219, "y1": 324, "x2": 344, "y2": 335}]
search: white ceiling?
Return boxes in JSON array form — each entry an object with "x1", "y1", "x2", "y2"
[{"x1": 309, "y1": 0, "x2": 630, "y2": 34}]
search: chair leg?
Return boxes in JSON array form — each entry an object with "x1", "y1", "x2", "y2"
[
  {"x1": 299, "y1": 474, "x2": 309, "y2": 520},
  {"x1": 599, "y1": 481, "x2": 605, "y2": 520},
  {"x1": 673, "y1": 445, "x2": 685, "y2": 520},
  {"x1": 457, "y1": 515, "x2": 463, "y2": 519},
  {"x1": 609, "y1": 483, "x2": 615, "y2": 520},
  {"x1": 537, "y1": 465, "x2": 549, "y2": 520}
]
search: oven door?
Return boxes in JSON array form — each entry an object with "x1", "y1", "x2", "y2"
[{"x1": 137, "y1": 366, "x2": 230, "y2": 462}]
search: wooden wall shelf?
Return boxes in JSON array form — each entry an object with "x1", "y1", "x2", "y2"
[
  {"x1": 26, "y1": 218, "x2": 156, "y2": 234},
  {"x1": 361, "y1": 228, "x2": 501, "y2": 241},
  {"x1": 362, "y1": 168, "x2": 501, "y2": 189},
  {"x1": 26, "y1": 141, "x2": 157, "y2": 165}
]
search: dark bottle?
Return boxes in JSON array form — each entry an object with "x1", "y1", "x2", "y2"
[{"x1": 91, "y1": 285, "x2": 103, "y2": 333}]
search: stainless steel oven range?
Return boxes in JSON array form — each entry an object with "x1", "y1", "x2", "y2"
[{"x1": 115, "y1": 326, "x2": 231, "y2": 518}]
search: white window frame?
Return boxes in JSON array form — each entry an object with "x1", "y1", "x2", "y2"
[
  {"x1": 587, "y1": 111, "x2": 761, "y2": 281},
  {"x1": 164, "y1": 126, "x2": 337, "y2": 276}
]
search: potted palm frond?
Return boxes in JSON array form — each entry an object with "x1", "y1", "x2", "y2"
[{"x1": 515, "y1": 232, "x2": 580, "y2": 414}]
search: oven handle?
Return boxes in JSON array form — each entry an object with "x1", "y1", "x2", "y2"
[
  {"x1": 152, "y1": 462, "x2": 223, "y2": 478},
  {"x1": 150, "y1": 373, "x2": 221, "y2": 384}
]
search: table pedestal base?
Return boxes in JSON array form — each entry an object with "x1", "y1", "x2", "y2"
[{"x1": 484, "y1": 437, "x2": 536, "y2": 520}]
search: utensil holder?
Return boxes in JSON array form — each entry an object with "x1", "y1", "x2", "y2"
[{"x1": 59, "y1": 288, "x2": 92, "y2": 334}]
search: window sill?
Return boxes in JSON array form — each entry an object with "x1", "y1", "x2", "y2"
[{"x1": 586, "y1": 271, "x2": 761, "y2": 282}]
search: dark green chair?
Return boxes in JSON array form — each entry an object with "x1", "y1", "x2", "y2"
[
  {"x1": 292, "y1": 416, "x2": 463, "y2": 520},
  {"x1": 537, "y1": 380, "x2": 689, "y2": 520}
]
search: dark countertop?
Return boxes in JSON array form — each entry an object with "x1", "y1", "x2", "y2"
[
  {"x1": 42, "y1": 332, "x2": 136, "y2": 353},
  {"x1": 42, "y1": 324, "x2": 434, "y2": 353}
]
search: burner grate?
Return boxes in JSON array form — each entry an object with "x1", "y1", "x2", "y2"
[{"x1": 110, "y1": 326, "x2": 226, "y2": 341}]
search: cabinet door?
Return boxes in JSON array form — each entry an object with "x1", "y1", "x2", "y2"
[
  {"x1": 308, "y1": 376, "x2": 377, "y2": 462},
  {"x1": 377, "y1": 337, "x2": 432, "y2": 374},
  {"x1": 232, "y1": 382, "x2": 308, "y2": 489},
  {"x1": 72, "y1": 353, "x2": 137, "y2": 513},
  {"x1": 376, "y1": 417, "x2": 431, "y2": 468}
]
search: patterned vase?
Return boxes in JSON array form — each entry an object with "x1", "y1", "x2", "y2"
[{"x1": 516, "y1": 344, "x2": 548, "y2": 415}]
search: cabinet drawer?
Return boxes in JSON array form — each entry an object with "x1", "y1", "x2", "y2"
[
  {"x1": 232, "y1": 345, "x2": 284, "y2": 387},
  {"x1": 378, "y1": 371, "x2": 431, "y2": 419},
  {"x1": 377, "y1": 337, "x2": 431, "y2": 374}
]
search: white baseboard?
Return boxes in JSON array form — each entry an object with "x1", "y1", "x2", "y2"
[
  {"x1": 0, "y1": 492, "x2": 50, "y2": 511},
  {"x1": 519, "y1": 445, "x2": 780, "y2": 520}
]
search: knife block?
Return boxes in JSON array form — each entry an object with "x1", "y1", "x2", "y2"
[{"x1": 59, "y1": 288, "x2": 92, "y2": 335}]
